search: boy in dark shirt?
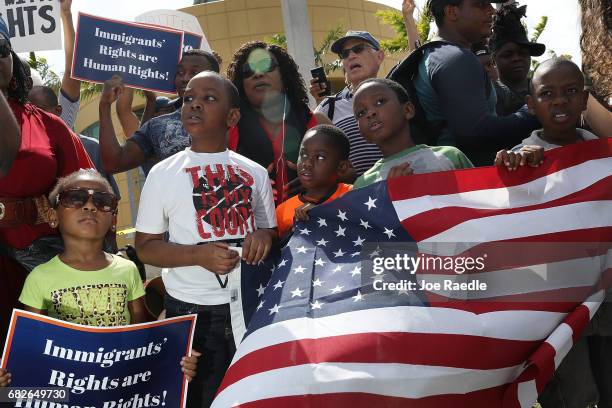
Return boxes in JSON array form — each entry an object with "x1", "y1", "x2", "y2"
[{"x1": 409, "y1": 0, "x2": 540, "y2": 166}]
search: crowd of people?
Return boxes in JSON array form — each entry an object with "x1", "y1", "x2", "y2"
[{"x1": 0, "y1": 0, "x2": 610, "y2": 407}]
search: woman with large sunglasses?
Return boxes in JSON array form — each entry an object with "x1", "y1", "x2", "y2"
[
  {"x1": 0, "y1": 17, "x2": 93, "y2": 343},
  {"x1": 227, "y1": 41, "x2": 331, "y2": 205}
]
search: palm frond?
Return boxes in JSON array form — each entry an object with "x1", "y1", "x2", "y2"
[
  {"x1": 323, "y1": 59, "x2": 343, "y2": 75},
  {"x1": 375, "y1": 6, "x2": 433, "y2": 54},
  {"x1": 314, "y1": 25, "x2": 344, "y2": 70},
  {"x1": 26, "y1": 52, "x2": 61, "y2": 93},
  {"x1": 375, "y1": 9, "x2": 407, "y2": 37},
  {"x1": 80, "y1": 83, "x2": 104, "y2": 101},
  {"x1": 265, "y1": 33, "x2": 287, "y2": 49},
  {"x1": 266, "y1": 26, "x2": 343, "y2": 74},
  {"x1": 530, "y1": 16, "x2": 548, "y2": 42},
  {"x1": 375, "y1": 9, "x2": 407, "y2": 54},
  {"x1": 416, "y1": 5, "x2": 433, "y2": 44}
]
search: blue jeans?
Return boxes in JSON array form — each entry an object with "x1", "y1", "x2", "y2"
[{"x1": 164, "y1": 294, "x2": 235, "y2": 408}]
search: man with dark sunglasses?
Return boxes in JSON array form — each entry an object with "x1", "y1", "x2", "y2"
[{"x1": 312, "y1": 31, "x2": 385, "y2": 180}]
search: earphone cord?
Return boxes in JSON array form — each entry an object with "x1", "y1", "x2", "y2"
[{"x1": 276, "y1": 95, "x2": 287, "y2": 201}]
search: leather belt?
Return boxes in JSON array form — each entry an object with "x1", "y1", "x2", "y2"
[{"x1": 0, "y1": 196, "x2": 51, "y2": 227}]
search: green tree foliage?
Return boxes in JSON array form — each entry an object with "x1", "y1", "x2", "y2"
[
  {"x1": 530, "y1": 16, "x2": 548, "y2": 42},
  {"x1": 375, "y1": 5, "x2": 433, "y2": 54},
  {"x1": 415, "y1": 6, "x2": 433, "y2": 45},
  {"x1": 374, "y1": 9, "x2": 407, "y2": 54},
  {"x1": 27, "y1": 53, "x2": 61, "y2": 94},
  {"x1": 27, "y1": 52, "x2": 104, "y2": 101},
  {"x1": 79, "y1": 82, "x2": 105, "y2": 101},
  {"x1": 529, "y1": 16, "x2": 552, "y2": 72},
  {"x1": 267, "y1": 33, "x2": 287, "y2": 48}
]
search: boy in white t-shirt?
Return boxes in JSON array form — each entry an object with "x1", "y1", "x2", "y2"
[{"x1": 135, "y1": 72, "x2": 277, "y2": 408}]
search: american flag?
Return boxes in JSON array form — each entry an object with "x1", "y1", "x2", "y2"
[{"x1": 217, "y1": 138, "x2": 612, "y2": 408}]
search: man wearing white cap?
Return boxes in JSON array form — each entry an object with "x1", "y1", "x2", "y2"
[{"x1": 311, "y1": 30, "x2": 385, "y2": 179}]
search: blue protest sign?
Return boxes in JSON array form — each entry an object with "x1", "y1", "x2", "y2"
[
  {"x1": 72, "y1": 13, "x2": 183, "y2": 93},
  {"x1": 183, "y1": 32, "x2": 203, "y2": 53},
  {"x1": 1, "y1": 310, "x2": 196, "y2": 408}
]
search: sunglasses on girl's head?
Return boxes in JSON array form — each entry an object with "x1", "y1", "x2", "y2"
[
  {"x1": 242, "y1": 57, "x2": 278, "y2": 79},
  {"x1": 338, "y1": 43, "x2": 375, "y2": 60},
  {"x1": 0, "y1": 40, "x2": 11, "y2": 58},
  {"x1": 56, "y1": 188, "x2": 118, "y2": 213}
]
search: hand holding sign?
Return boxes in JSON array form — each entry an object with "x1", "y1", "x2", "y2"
[
  {"x1": 100, "y1": 75, "x2": 125, "y2": 106},
  {"x1": 181, "y1": 349, "x2": 201, "y2": 382},
  {"x1": 72, "y1": 14, "x2": 183, "y2": 93},
  {"x1": 1, "y1": 311, "x2": 197, "y2": 408}
]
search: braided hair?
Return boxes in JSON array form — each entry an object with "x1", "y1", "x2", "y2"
[{"x1": 7, "y1": 49, "x2": 29, "y2": 104}]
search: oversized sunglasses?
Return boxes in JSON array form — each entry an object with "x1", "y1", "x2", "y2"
[
  {"x1": 56, "y1": 188, "x2": 118, "y2": 213},
  {"x1": 0, "y1": 41, "x2": 11, "y2": 59},
  {"x1": 338, "y1": 43, "x2": 375, "y2": 59},
  {"x1": 242, "y1": 57, "x2": 278, "y2": 79}
]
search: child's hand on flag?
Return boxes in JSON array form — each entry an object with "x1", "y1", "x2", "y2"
[{"x1": 495, "y1": 146, "x2": 544, "y2": 171}]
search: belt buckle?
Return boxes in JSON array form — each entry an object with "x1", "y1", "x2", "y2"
[{"x1": 0, "y1": 202, "x2": 5, "y2": 220}]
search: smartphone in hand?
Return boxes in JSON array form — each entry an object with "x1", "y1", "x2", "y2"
[{"x1": 311, "y1": 67, "x2": 332, "y2": 97}]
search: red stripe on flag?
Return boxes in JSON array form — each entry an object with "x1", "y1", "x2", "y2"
[
  {"x1": 426, "y1": 298, "x2": 581, "y2": 315},
  {"x1": 233, "y1": 385, "x2": 512, "y2": 408},
  {"x1": 388, "y1": 138, "x2": 612, "y2": 201},
  {"x1": 218, "y1": 332, "x2": 541, "y2": 394},
  {"x1": 411, "y1": 240, "x2": 612, "y2": 275},
  {"x1": 512, "y1": 304, "x2": 593, "y2": 394},
  {"x1": 399, "y1": 178, "x2": 612, "y2": 241},
  {"x1": 521, "y1": 341, "x2": 557, "y2": 393},
  {"x1": 562, "y1": 304, "x2": 591, "y2": 343}
]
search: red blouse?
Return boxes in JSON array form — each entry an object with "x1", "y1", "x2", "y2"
[{"x1": 0, "y1": 102, "x2": 93, "y2": 249}]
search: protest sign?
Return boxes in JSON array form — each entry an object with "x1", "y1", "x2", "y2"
[
  {"x1": 72, "y1": 13, "x2": 184, "y2": 93},
  {"x1": 134, "y1": 21, "x2": 203, "y2": 54},
  {"x1": 0, "y1": 0, "x2": 62, "y2": 52},
  {"x1": 182, "y1": 32, "x2": 203, "y2": 53},
  {"x1": 135, "y1": 9, "x2": 211, "y2": 52},
  {"x1": 1, "y1": 310, "x2": 196, "y2": 408}
]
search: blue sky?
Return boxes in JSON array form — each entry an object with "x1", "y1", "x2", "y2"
[{"x1": 33, "y1": 0, "x2": 581, "y2": 76}]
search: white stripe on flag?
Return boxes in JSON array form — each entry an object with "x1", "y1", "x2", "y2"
[
  {"x1": 518, "y1": 380, "x2": 539, "y2": 408},
  {"x1": 417, "y1": 254, "x2": 607, "y2": 299},
  {"x1": 584, "y1": 289, "x2": 608, "y2": 319},
  {"x1": 420, "y1": 201, "x2": 612, "y2": 252},
  {"x1": 393, "y1": 158, "x2": 612, "y2": 220},
  {"x1": 546, "y1": 323, "x2": 575, "y2": 368},
  {"x1": 232, "y1": 307, "x2": 565, "y2": 364},
  {"x1": 213, "y1": 361, "x2": 524, "y2": 407}
]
